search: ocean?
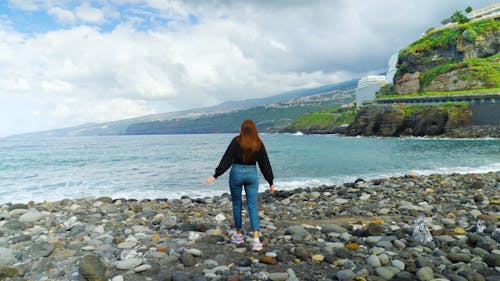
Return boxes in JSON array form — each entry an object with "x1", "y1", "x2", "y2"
[{"x1": 0, "y1": 134, "x2": 499, "y2": 204}]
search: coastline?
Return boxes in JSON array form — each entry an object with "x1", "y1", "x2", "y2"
[
  {"x1": 287, "y1": 124, "x2": 500, "y2": 139},
  {"x1": 0, "y1": 171, "x2": 499, "y2": 280}
]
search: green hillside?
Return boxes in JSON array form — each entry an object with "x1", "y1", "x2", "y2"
[
  {"x1": 394, "y1": 17, "x2": 500, "y2": 95},
  {"x1": 282, "y1": 106, "x2": 356, "y2": 133}
]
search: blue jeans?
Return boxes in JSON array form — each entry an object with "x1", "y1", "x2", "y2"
[{"x1": 229, "y1": 164, "x2": 260, "y2": 231}]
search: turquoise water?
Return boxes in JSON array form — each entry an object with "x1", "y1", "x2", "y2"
[{"x1": 0, "y1": 134, "x2": 499, "y2": 203}]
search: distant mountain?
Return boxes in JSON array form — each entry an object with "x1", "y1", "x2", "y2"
[
  {"x1": 11, "y1": 79, "x2": 357, "y2": 137},
  {"x1": 125, "y1": 89, "x2": 356, "y2": 134}
]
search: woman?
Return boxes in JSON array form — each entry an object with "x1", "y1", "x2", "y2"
[{"x1": 205, "y1": 119, "x2": 274, "y2": 251}]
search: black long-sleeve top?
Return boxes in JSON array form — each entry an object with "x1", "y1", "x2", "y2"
[{"x1": 213, "y1": 137, "x2": 274, "y2": 185}]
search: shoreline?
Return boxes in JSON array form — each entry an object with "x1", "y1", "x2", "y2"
[{"x1": 0, "y1": 171, "x2": 499, "y2": 280}]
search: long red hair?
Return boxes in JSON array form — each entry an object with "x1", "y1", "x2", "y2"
[{"x1": 236, "y1": 119, "x2": 262, "y2": 162}]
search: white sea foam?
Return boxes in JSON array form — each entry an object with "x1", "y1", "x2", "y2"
[{"x1": 272, "y1": 162, "x2": 500, "y2": 193}]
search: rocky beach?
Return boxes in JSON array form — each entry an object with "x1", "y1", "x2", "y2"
[{"x1": 0, "y1": 172, "x2": 499, "y2": 281}]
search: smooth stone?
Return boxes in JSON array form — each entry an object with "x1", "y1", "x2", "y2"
[
  {"x1": 259, "y1": 256, "x2": 278, "y2": 265},
  {"x1": 447, "y1": 253, "x2": 471, "y2": 263},
  {"x1": 111, "y1": 274, "x2": 124, "y2": 280},
  {"x1": 441, "y1": 218, "x2": 456, "y2": 226},
  {"x1": 206, "y1": 265, "x2": 230, "y2": 274},
  {"x1": 133, "y1": 264, "x2": 152, "y2": 272},
  {"x1": 181, "y1": 252, "x2": 195, "y2": 267},
  {"x1": 309, "y1": 191, "x2": 321, "y2": 199},
  {"x1": 8, "y1": 203, "x2": 28, "y2": 211},
  {"x1": 367, "y1": 254, "x2": 381, "y2": 267},
  {"x1": 265, "y1": 252, "x2": 277, "y2": 258},
  {"x1": 366, "y1": 236, "x2": 383, "y2": 244},
  {"x1": 31, "y1": 242, "x2": 55, "y2": 258},
  {"x1": 284, "y1": 225, "x2": 310, "y2": 240},
  {"x1": 8, "y1": 234, "x2": 30, "y2": 244},
  {"x1": 483, "y1": 253, "x2": 500, "y2": 267},
  {"x1": 184, "y1": 248, "x2": 202, "y2": 257},
  {"x1": 0, "y1": 248, "x2": 16, "y2": 265},
  {"x1": 19, "y1": 211, "x2": 50, "y2": 223},
  {"x1": 378, "y1": 253, "x2": 390, "y2": 266},
  {"x1": 2, "y1": 220, "x2": 25, "y2": 230},
  {"x1": 471, "y1": 247, "x2": 489, "y2": 257},
  {"x1": 340, "y1": 232, "x2": 352, "y2": 241},
  {"x1": 360, "y1": 194, "x2": 371, "y2": 200},
  {"x1": 8, "y1": 209, "x2": 29, "y2": 216},
  {"x1": 94, "y1": 225, "x2": 105, "y2": 234},
  {"x1": 392, "y1": 259, "x2": 405, "y2": 271},
  {"x1": 416, "y1": 266, "x2": 434, "y2": 281},
  {"x1": 79, "y1": 255, "x2": 106, "y2": 281},
  {"x1": 204, "y1": 273, "x2": 217, "y2": 279},
  {"x1": 469, "y1": 209, "x2": 482, "y2": 218},
  {"x1": 132, "y1": 225, "x2": 152, "y2": 233},
  {"x1": 311, "y1": 254, "x2": 324, "y2": 262},
  {"x1": 82, "y1": 246, "x2": 95, "y2": 251},
  {"x1": 377, "y1": 240, "x2": 394, "y2": 249},
  {"x1": 117, "y1": 241, "x2": 137, "y2": 249},
  {"x1": 436, "y1": 235, "x2": 455, "y2": 243},
  {"x1": 375, "y1": 266, "x2": 400, "y2": 280},
  {"x1": 116, "y1": 258, "x2": 142, "y2": 270},
  {"x1": 393, "y1": 271, "x2": 418, "y2": 281},
  {"x1": 233, "y1": 248, "x2": 246, "y2": 253},
  {"x1": 321, "y1": 224, "x2": 348, "y2": 234},
  {"x1": 336, "y1": 269, "x2": 355, "y2": 281},
  {"x1": 268, "y1": 272, "x2": 289, "y2": 281},
  {"x1": 235, "y1": 256, "x2": 251, "y2": 267}
]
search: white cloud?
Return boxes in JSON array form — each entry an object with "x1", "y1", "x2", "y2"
[
  {"x1": 1, "y1": 0, "x2": 497, "y2": 136},
  {"x1": 51, "y1": 98, "x2": 156, "y2": 123},
  {"x1": 48, "y1": 7, "x2": 76, "y2": 24},
  {"x1": 76, "y1": 2, "x2": 106, "y2": 23},
  {"x1": 7, "y1": 0, "x2": 42, "y2": 11}
]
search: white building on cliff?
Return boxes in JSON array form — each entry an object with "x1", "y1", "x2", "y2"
[
  {"x1": 355, "y1": 75, "x2": 386, "y2": 108},
  {"x1": 466, "y1": 2, "x2": 500, "y2": 20},
  {"x1": 386, "y1": 52, "x2": 399, "y2": 84}
]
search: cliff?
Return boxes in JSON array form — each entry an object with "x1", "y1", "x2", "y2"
[
  {"x1": 394, "y1": 17, "x2": 500, "y2": 94},
  {"x1": 346, "y1": 104, "x2": 475, "y2": 137}
]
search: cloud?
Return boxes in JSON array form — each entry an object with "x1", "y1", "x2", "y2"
[
  {"x1": 7, "y1": 0, "x2": 42, "y2": 11},
  {"x1": 48, "y1": 7, "x2": 76, "y2": 24},
  {"x1": 75, "y1": 2, "x2": 106, "y2": 24},
  {"x1": 1, "y1": 0, "x2": 497, "y2": 136}
]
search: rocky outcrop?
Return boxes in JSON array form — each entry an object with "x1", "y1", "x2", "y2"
[
  {"x1": 394, "y1": 72, "x2": 421, "y2": 94},
  {"x1": 425, "y1": 67, "x2": 488, "y2": 92},
  {"x1": 346, "y1": 104, "x2": 474, "y2": 137},
  {"x1": 394, "y1": 18, "x2": 500, "y2": 94}
]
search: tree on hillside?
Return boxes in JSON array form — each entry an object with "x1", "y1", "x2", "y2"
[
  {"x1": 442, "y1": 7, "x2": 472, "y2": 26},
  {"x1": 450, "y1": 10, "x2": 470, "y2": 24}
]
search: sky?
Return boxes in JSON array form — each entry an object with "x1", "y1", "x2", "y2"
[{"x1": 0, "y1": 0, "x2": 497, "y2": 137}]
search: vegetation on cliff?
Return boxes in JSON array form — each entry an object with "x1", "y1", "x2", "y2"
[
  {"x1": 282, "y1": 106, "x2": 356, "y2": 133},
  {"x1": 394, "y1": 17, "x2": 500, "y2": 95}
]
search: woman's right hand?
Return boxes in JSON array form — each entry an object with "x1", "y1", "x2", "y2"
[{"x1": 205, "y1": 176, "x2": 216, "y2": 185}]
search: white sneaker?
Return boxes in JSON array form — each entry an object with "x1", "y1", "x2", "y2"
[
  {"x1": 252, "y1": 237, "x2": 263, "y2": 251},
  {"x1": 231, "y1": 233, "x2": 244, "y2": 245}
]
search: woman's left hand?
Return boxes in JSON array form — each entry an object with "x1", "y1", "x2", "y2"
[{"x1": 205, "y1": 176, "x2": 216, "y2": 185}]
